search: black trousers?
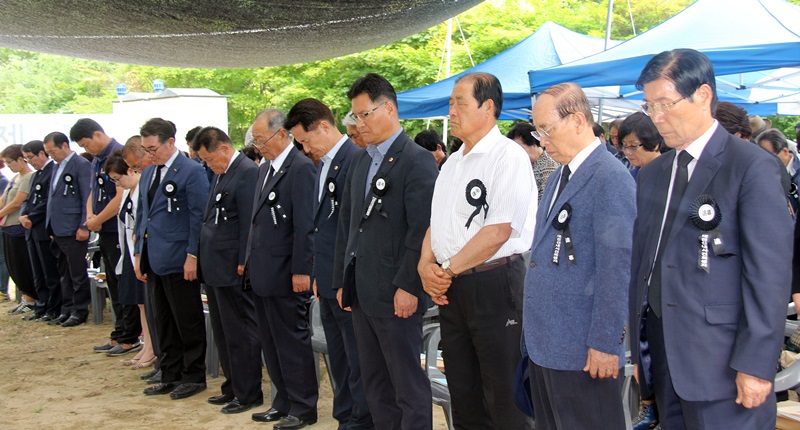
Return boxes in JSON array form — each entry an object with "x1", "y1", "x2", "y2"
[
  {"x1": 352, "y1": 300, "x2": 431, "y2": 430},
  {"x1": 254, "y1": 293, "x2": 318, "y2": 419},
  {"x1": 646, "y1": 307, "x2": 776, "y2": 430},
  {"x1": 27, "y1": 237, "x2": 60, "y2": 316},
  {"x1": 51, "y1": 236, "x2": 90, "y2": 319},
  {"x1": 98, "y1": 232, "x2": 126, "y2": 340},
  {"x1": 4, "y1": 232, "x2": 37, "y2": 299},
  {"x1": 318, "y1": 296, "x2": 373, "y2": 429},
  {"x1": 528, "y1": 359, "x2": 625, "y2": 430},
  {"x1": 205, "y1": 284, "x2": 262, "y2": 404},
  {"x1": 439, "y1": 258, "x2": 533, "y2": 430},
  {"x1": 148, "y1": 272, "x2": 206, "y2": 384}
]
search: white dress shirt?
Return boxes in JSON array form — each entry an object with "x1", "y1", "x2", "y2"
[{"x1": 430, "y1": 125, "x2": 538, "y2": 263}]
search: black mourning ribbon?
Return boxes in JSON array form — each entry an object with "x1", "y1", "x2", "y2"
[
  {"x1": 266, "y1": 189, "x2": 287, "y2": 226},
  {"x1": 325, "y1": 177, "x2": 337, "y2": 220},
  {"x1": 214, "y1": 191, "x2": 228, "y2": 224},
  {"x1": 96, "y1": 175, "x2": 106, "y2": 202},
  {"x1": 465, "y1": 179, "x2": 489, "y2": 229},
  {"x1": 365, "y1": 174, "x2": 389, "y2": 219},
  {"x1": 688, "y1": 195, "x2": 726, "y2": 272},
  {"x1": 162, "y1": 180, "x2": 178, "y2": 212},
  {"x1": 32, "y1": 183, "x2": 42, "y2": 204},
  {"x1": 63, "y1": 174, "x2": 74, "y2": 196},
  {"x1": 551, "y1": 203, "x2": 576, "y2": 265}
]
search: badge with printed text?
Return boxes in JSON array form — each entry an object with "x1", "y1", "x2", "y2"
[
  {"x1": 365, "y1": 174, "x2": 389, "y2": 219},
  {"x1": 689, "y1": 195, "x2": 727, "y2": 272},
  {"x1": 63, "y1": 174, "x2": 74, "y2": 196},
  {"x1": 162, "y1": 180, "x2": 178, "y2": 212},
  {"x1": 266, "y1": 189, "x2": 286, "y2": 226},
  {"x1": 551, "y1": 203, "x2": 576, "y2": 265}
]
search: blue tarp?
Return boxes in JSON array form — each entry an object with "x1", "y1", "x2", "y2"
[
  {"x1": 397, "y1": 21, "x2": 619, "y2": 120},
  {"x1": 528, "y1": 0, "x2": 800, "y2": 116}
]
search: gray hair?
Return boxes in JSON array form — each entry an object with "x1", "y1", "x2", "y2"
[
  {"x1": 255, "y1": 109, "x2": 286, "y2": 132},
  {"x1": 342, "y1": 111, "x2": 357, "y2": 127}
]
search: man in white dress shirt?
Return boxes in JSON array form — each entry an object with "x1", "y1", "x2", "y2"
[{"x1": 418, "y1": 72, "x2": 537, "y2": 429}]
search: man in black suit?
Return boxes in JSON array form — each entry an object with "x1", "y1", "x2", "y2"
[
  {"x1": 333, "y1": 73, "x2": 438, "y2": 430},
  {"x1": 43, "y1": 131, "x2": 92, "y2": 327},
  {"x1": 287, "y1": 98, "x2": 373, "y2": 429},
  {"x1": 630, "y1": 49, "x2": 791, "y2": 429},
  {"x1": 247, "y1": 109, "x2": 318, "y2": 429},
  {"x1": 193, "y1": 126, "x2": 263, "y2": 414},
  {"x1": 19, "y1": 140, "x2": 61, "y2": 321}
]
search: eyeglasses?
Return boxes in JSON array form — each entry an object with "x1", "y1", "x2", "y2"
[
  {"x1": 254, "y1": 129, "x2": 281, "y2": 149},
  {"x1": 532, "y1": 113, "x2": 573, "y2": 141},
  {"x1": 621, "y1": 140, "x2": 643, "y2": 152},
  {"x1": 108, "y1": 175, "x2": 123, "y2": 184},
  {"x1": 143, "y1": 144, "x2": 163, "y2": 155},
  {"x1": 641, "y1": 96, "x2": 685, "y2": 116},
  {"x1": 352, "y1": 102, "x2": 387, "y2": 122}
]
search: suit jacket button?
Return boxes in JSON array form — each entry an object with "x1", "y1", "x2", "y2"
[
  {"x1": 350, "y1": 252, "x2": 355, "y2": 256},
  {"x1": 358, "y1": 228, "x2": 363, "y2": 233},
  {"x1": 314, "y1": 228, "x2": 318, "y2": 232},
  {"x1": 529, "y1": 261, "x2": 535, "y2": 268}
]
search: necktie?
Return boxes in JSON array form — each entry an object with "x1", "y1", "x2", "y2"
[
  {"x1": 555, "y1": 165, "x2": 571, "y2": 201},
  {"x1": 649, "y1": 150, "x2": 694, "y2": 317},
  {"x1": 262, "y1": 165, "x2": 274, "y2": 193},
  {"x1": 148, "y1": 165, "x2": 163, "y2": 205}
]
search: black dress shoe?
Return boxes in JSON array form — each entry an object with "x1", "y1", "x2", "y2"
[
  {"x1": 93, "y1": 341, "x2": 116, "y2": 352},
  {"x1": 146, "y1": 370, "x2": 162, "y2": 384},
  {"x1": 273, "y1": 414, "x2": 318, "y2": 429},
  {"x1": 251, "y1": 408, "x2": 287, "y2": 423},
  {"x1": 60, "y1": 316, "x2": 86, "y2": 327},
  {"x1": 48, "y1": 314, "x2": 69, "y2": 325},
  {"x1": 143, "y1": 382, "x2": 177, "y2": 396},
  {"x1": 207, "y1": 393, "x2": 236, "y2": 405},
  {"x1": 221, "y1": 398, "x2": 264, "y2": 414},
  {"x1": 22, "y1": 313, "x2": 41, "y2": 321},
  {"x1": 36, "y1": 314, "x2": 54, "y2": 322},
  {"x1": 170, "y1": 382, "x2": 206, "y2": 400}
]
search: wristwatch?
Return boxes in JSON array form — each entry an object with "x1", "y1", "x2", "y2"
[{"x1": 441, "y1": 259, "x2": 456, "y2": 278}]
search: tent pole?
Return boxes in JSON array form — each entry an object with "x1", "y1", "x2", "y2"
[
  {"x1": 443, "y1": 18, "x2": 453, "y2": 144},
  {"x1": 604, "y1": 0, "x2": 614, "y2": 49}
]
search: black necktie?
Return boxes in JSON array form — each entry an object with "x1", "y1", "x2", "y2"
[
  {"x1": 649, "y1": 150, "x2": 694, "y2": 317},
  {"x1": 555, "y1": 165, "x2": 571, "y2": 201},
  {"x1": 148, "y1": 165, "x2": 163, "y2": 205},
  {"x1": 264, "y1": 166, "x2": 274, "y2": 188}
]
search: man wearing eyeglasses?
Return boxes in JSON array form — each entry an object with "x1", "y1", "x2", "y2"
[
  {"x1": 333, "y1": 73, "x2": 438, "y2": 430},
  {"x1": 630, "y1": 49, "x2": 791, "y2": 430},
  {"x1": 134, "y1": 118, "x2": 210, "y2": 400},
  {"x1": 523, "y1": 82, "x2": 636, "y2": 430},
  {"x1": 19, "y1": 140, "x2": 61, "y2": 321},
  {"x1": 247, "y1": 109, "x2": 319, "y2": 429}
]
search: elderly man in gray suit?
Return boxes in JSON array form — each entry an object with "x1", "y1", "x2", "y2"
[
  {"x1": 193, "y1": 127, "x2": 263, "y2": 415},
  {"x1": 523, "y1": 82, "x2": 636, "y2": 430}
]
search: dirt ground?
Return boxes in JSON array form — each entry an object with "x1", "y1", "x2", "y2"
[{"x1": 0, "y1": 295, "x2": 449, "y2": 429}]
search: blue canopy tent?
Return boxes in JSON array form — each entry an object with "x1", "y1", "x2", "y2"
[
  {"x1": 397, "y1": 21, "x2": 619, "y2": 120},
  {"x1": 528, "y1": 0, "x2": 800, "y2": 118}
]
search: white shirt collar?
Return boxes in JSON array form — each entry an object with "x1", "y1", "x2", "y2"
[
  {"x1": 567, "y1": 137, "x2": 603, "y2": 176},
  {"x1": 679, "y1": 120, "x2": 718, "y2": 162},
  {"x1": 322, "y1": 134, "x2": 348, "y2": 165},
  {"x1": 163, "y1": 146, "x2": 180, "y2": 169},
  {"x1": 460, "y1": 125, "x2": 502, "y2": 157},
  {"x1": 224, "y1": 150, "x2": 240, "y2": 174},
  {"x1": 270, "y1": 142, "x2": 293, "y2": 173}
]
